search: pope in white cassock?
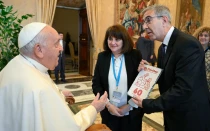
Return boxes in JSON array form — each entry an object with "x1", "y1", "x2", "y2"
[{"x1": 0, "y1": 22, "x2": 108, "y2": 131}]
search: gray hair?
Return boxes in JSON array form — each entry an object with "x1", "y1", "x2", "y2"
[
  {"x1": 19, "y1": 29, "x2": 48, "y2": 55},
  {"x1": 142, "y1": 4, "x2": 172, "y2": 24}
]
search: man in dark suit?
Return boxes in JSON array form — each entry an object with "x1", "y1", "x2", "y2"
[
  {"x1": 54, "y1": 32, "x2": 66, "y2": 83},
  {"x1": 136, "y1": 30, "x2": 156, "y2": 66},
  {"x1": 132, "y1": 5, "x2": 210, "y2": 131}
]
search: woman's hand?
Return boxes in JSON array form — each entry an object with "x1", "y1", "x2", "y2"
[
  {"x1": 118, "y1": 104, "x2": 131, "y2": 115},
  {"x1": 106, "y1": 103, "x2": 123, "y2": 117}
]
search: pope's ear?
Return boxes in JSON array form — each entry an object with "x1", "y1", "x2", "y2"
[{"x1": 34, "y1": 44, "x2": 44, "y2": 58}]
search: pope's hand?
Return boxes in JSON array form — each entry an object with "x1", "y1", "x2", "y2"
[
  {"x1": 132, "y1": 95, "x2": 143, "y2": 108},
  {"x1": 91, "y1": 91, "x2": 108, "y2": 113},
  {"x1": 62, "y1": 90, "x2": 74, "y2": 97}
]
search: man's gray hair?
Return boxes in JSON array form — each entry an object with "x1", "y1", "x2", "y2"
[
  {"x1": 19, "y1": 30, "x2": 48, "y2": 55},
  {"x1": 142, "y1": 4, "x2": 172, "y2": 24}
]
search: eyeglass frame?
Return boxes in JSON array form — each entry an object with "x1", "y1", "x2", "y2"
[{"x1": 142, "y1": 15, "x2": 163, "y2": 25}]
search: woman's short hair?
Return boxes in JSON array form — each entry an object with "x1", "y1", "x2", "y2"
[
  {"x1": 193, "y1": 26, "x2": 210, "y2": 39},
  {"x1": 103, "y1": 24, "x2": 134, "y2": 54}
]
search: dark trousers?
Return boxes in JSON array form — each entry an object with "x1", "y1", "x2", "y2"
[
  {"x1": 54, "y1": 55, "x2": 65, "y2": 81},
  {"x1": 101, "y1": 108, "x2": 143, "y2": 131}
]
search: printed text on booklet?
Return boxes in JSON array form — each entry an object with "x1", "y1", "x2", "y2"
[{"x1": 128, "y1": 65, "x2": 162, "y2": 99}]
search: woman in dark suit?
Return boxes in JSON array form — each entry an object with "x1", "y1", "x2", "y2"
[{"x1": 92, "y1": 25, "x2": 144, "y2": 131}]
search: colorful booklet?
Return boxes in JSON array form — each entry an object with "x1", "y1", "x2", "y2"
[{"x1": 127, "y1": 65, "x2": 162, "y2": 99}]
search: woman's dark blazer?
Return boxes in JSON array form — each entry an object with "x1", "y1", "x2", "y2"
[{"x1": 92, "y1": 49, "x2": 143, "y2": 123}]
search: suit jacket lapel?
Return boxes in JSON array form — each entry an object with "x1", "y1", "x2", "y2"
[
  {"x1": 124, "y1": 52, "x2": 136, "y2": 91},
  {"x1": 104, "y1": 52, "x2": 111, "y2": 93},
  {"x1": 124, "y1": 53, "x2": 133, "y2": 100},
  {"x1": 163, "y1": 28, "x2": 179, "y2": 67},
  {"x1": 124, "y1": 53, "x2": 130, "y2": 91}
]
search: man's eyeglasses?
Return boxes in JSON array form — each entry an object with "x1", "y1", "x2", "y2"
[{"x1": 142, "y1": 16, "x2": 163, "y2": 25}]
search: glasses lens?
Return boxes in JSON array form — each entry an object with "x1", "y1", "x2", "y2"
[
  {"x1": 143, "y1": 16, "x2": 153, "y2": 24},
  {"x1": 145, "y1": 17, "x2": 151, "y2": 23}
]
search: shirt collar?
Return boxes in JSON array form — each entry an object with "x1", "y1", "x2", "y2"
[
  {"x1": 163, "y1": 26, "x2": 175, "y2": 46},
  {"x1": 21, "y1": 54, "x2": 48, "y2": 73},
  {"x1": 112, "y1": 54, "x2": 124, "y2": 60},
  {"x1": 115, "y1": 54, "x2": 124, "y2": 60}
]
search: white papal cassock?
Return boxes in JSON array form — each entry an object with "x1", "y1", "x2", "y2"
[{"x1": 0, "y1": 55, "x2": 97, "y2": 131}]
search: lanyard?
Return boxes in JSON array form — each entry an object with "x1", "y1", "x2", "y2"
[{"x1": 111, "y1": 54, "x2": 123, "y2": 89}]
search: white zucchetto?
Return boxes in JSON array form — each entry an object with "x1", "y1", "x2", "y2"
[{"x1": 18, "y1": 22, "x2": 47, "y2": 48}]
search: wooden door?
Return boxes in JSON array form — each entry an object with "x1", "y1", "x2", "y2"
[{"x1": 79, "y1": 9, "x2": 90, "y2": 76}]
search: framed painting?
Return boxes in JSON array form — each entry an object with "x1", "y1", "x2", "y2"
[
  {"x1": 176, "y1": 0, "x2": 204, "y2": 35},
  {"x1": 115, "y1": 0, "x2": 157, "y2": 39}
]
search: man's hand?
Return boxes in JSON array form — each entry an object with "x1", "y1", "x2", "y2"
[
  {"x1": 91, "y1": 91, "x2": 108, "y2": 113},
  {"x1": 132, "y1": 95, "x2": 143, "y2": 108},
  {"x1": 138, "y1": 59, "x2": 149, "y2": 72}
]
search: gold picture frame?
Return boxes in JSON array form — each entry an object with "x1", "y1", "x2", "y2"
[{"x1": 175, "y1": 0, "x2": 204, "y2": 35}]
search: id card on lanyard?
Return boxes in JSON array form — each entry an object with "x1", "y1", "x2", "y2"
[{"x1": 111, "y1": 54, "x2": 124, "y2": 104}]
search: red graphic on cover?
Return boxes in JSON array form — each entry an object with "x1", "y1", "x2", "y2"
[
  {"x1": 128, "y1": 65, "x2": 162, "y2": 98},
  {"x1": 134, "y1": 73, "x2": 152, "y2": 91}
]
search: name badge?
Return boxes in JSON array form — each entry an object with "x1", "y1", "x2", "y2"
[{"x1": 112, "y1": 91, "x2": 122, "y2": 103}]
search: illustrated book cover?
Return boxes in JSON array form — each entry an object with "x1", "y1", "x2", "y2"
[{"x1": 128, "y1": 65, "x2": 162, "y2": 99}]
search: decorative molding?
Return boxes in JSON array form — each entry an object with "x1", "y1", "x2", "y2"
[
  {"x1": 57, "y1": 0, "x2": 85, "y2": 8},
  {"x1": 56, "y1": 5, "x2": 85, "y2": 10},
  {"x1": 115, "y1": 0, "x2": 120, "y2": 24}
]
